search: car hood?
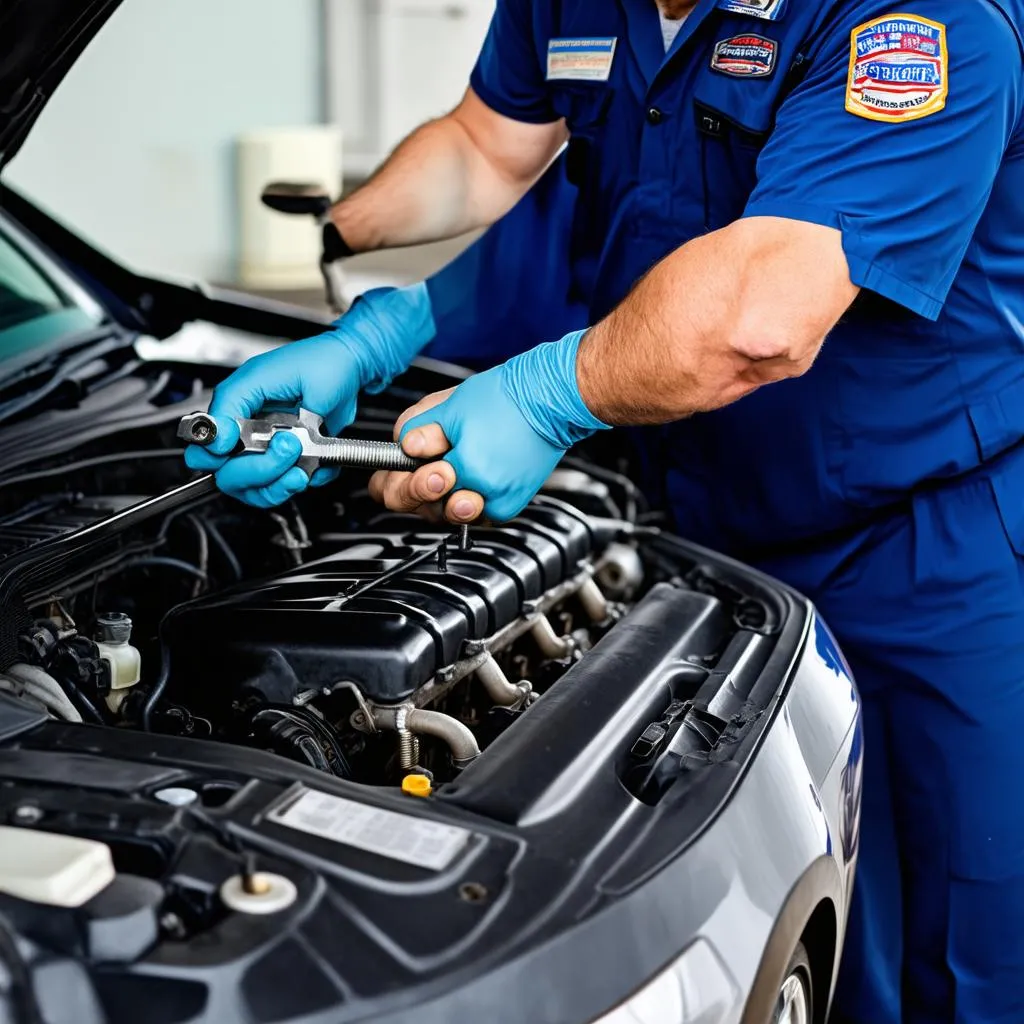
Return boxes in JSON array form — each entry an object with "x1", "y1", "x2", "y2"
[{"x1": 0, "y1": 0, "x2": 122, "y2": 168}]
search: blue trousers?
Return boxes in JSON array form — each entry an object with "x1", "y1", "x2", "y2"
[{"x1": 753, "y1": 465, "x2": 1024, "y2": 1023}]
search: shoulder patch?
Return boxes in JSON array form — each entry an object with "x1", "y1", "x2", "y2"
[{"x1": 847, "y1": 14, "x2": 947, "y2": 123}]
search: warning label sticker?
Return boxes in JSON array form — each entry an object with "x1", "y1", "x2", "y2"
[{"x1": 267, "y1": 788, "x2": 473, "y2": 872}]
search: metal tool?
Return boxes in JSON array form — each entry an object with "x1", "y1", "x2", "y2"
[
  {"x1": 178, "y1": 411, "x2": 474, "y2": 550},
  {"x1": 178, "y1": 409, "x2": 425, "y2": 477}
]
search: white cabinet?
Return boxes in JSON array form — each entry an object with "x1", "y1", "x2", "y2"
[{"x1": 326, "y1": 0, "x2": 495, "y2": 178}]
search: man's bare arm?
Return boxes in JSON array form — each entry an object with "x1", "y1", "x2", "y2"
[
  {"x1": 577, "y1": 217, "x2": 860, "y2": 423},
  {"x1": 331, "y1": 89, "x2": 567, "y2": 253},
  {"x1": 369, "y1": 216, "x2": 860, "y2": 524}
]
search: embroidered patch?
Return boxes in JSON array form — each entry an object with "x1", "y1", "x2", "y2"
[
  {"x1": 847, "y1": 14, "x2": 947, "y2": 122},
  {"x1": 711, "y1": 34, "x2": 778, "y2": 77},
  {"x1": 547, "y1": 37, "x2": 618, "y2": 82},
  {"x1": 716, "y1": 0, "x2": 788, "y2": 21}
]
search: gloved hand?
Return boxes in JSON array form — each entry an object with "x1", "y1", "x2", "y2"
[
  {"x1": 371, "y1": 329, "x2": 609, "y2": 522},
  {"x1": 184, "y1": 282, "x2": 436, "y2": 507}
]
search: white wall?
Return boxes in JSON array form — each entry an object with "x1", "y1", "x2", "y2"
[
  {"x1": 8, "y1": 0, "x2": 325, "y2": 284},
  {"x1": 325, "y1": 0, "x2": 493, "y2": 176}
]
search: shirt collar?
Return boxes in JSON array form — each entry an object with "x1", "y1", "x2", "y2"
[{"x1": 619, "y1": 0, "x2": 720, "y2": 87}]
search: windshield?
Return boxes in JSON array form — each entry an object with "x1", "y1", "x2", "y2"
[{"x1": 0, "y1": 225, "x2": 104, "y2": 369}]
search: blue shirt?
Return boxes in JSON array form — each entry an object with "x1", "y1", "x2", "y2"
[{"x1": 456, "y1": 0, "x2": 1024, "y2": 555}]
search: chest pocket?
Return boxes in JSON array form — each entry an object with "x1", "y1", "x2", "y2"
[
  {"x1": 550, "y1": 85, "x2": 615, "y2": 186},
  {"x1": 550, "y1": 85, "x2": 616, "y2": 297},
  {"x1": 692, "y1": 38, "x2": 809, "y2": 230}
]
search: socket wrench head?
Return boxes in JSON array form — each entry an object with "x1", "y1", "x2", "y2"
[{"x1": 177, "y1": 413, "x2": 219, "y2": 447}]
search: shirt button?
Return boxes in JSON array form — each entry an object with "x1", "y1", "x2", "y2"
[{"x1": 646, "y1": 106, "x2": 664, "y2": 125}]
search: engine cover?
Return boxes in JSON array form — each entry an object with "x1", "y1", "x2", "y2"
[{"x1": 167, "y1": 504, "x2": 598, "y2": 704}]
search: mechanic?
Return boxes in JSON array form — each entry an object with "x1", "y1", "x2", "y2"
[{"x1": 187, "y1": 1, "x2": 1024, "y2": 1020}]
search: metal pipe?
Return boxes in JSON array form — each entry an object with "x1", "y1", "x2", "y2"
[
  {"x1": 407, "y1": 709, "x2": 479, "y2": 765},
  {"x1": 578, "y1": 578, "x2": 611, "y2": 623},
  {"x1": 413, "y1": 566, "x2": 599, "y2": 708},
  {"x1": 372, "y1": 706, "x2": 480, "y2": 766},
  {"x1": 530, "y1": 615, "x2": 575, "y2": 660},
  {"x1": 475, "y1": 653, "x2": 531, "y2": 707}
]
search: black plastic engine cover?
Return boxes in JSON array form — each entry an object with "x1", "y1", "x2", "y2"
[{"x1": 167, "y1": 505, "x2": 596, "y2": 704}]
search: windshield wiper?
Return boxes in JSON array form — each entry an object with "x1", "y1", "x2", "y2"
[
  {"x1": 0, "y1": 323, "x2": 123, "y2": 388},
  {"x1": 0, "y1": 327, "x2": 136, "y2": 426}
]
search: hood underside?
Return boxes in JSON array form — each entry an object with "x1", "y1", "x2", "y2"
[{"x1": 0, "y1": 0, "x2": 122, "y2": 168}]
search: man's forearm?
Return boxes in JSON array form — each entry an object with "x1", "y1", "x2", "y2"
[
  {"x1": 576, "y1": 218, "x2": 859, "y2": 425},
  {"x1": 331, "y1": 90, "x2": 566, "y2": 254}
]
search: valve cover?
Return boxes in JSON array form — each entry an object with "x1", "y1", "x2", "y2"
[{"x1": 166, "y1": 504, "x2": 598, "y2": 705}]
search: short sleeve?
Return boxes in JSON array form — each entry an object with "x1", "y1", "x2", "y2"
[
  {"x1": 469, "y1": 0, "x2": 557, "y2": 124},
  {"x1": 743, "y1": 1, "x2": 1023, "y2": 320}
]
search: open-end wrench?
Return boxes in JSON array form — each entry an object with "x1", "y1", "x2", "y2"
[
  {"x1": 178, "y1": 409, "x2": 424, "y2": 477},
  {"x1": 178, "y1": 410, "x2": 471, "y2": 549}
]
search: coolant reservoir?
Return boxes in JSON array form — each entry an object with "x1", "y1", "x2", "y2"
[
  {"x1": 95, "y1": 613, "x2": 142, "y2": 714},
  {"x1": 0, "y1": 826, "x2": 115, "y2": 907}
]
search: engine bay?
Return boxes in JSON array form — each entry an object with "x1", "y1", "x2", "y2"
[
  {"x1": 0, "y1": 358, "x2": 786, "y2": 801},
  {"x1": 0, "y1": 454, "x2": 662, "y2": 789},
  {"x1": 0, "y1": 356, "x2": 818, "y2": 1023}
]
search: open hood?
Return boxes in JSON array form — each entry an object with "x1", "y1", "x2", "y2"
[{"x1": 0, "y1": 0, "x2": 122, "y2": 169}]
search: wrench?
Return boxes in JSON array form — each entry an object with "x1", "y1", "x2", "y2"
[
  {"x1": 178, "y1": 409, "x2": 425, "y2": 477},
  {"x1": 178, "y1": 410, "x2": 473, "y2": 551}
]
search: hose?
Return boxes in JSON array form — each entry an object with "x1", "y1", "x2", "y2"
[
  {"x1": 1, "y1": 664, "x2": 83, "y2": 723},
  {"x1": 142, "y1": 585, "x2": 259, "y2": 732},
  {"x1": 561, "y1": 455, "x2": 648, "y2": 523},
  {"x1": 203, "y1": 518, "x2": 243, "y2": 580},
  {"x1": 59, "y1": 674, "x2": 105, "y2": 725},
  {"x1": 250, "y1": 707, "x2": 352, "y2": 778},
  {"x1": 122, "y1": 557, "x2": 208, "y2": 585},
  {"x1": 140, "y1": 633, "x2": 172, "y2": 732},
  {"x1": 184, "y1": 516, "x2": 210, "y2": 597}
]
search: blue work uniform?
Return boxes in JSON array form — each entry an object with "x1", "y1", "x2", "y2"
[
  {"x1": 427, "y1": 156, "x2": 588, "y2": 369},
  {"x1": 428, "y1": 1, "x2": 1024, "y2": 1021}
]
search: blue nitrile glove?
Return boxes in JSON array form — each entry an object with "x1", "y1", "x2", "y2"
[
  {"x1": 185, "y1": 283, "x2": 436, "y2": 507},
  {"x1": 400, "y1": 329, "x2": 610, "y2": 521}
]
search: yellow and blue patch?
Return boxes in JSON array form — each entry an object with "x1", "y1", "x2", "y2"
[{"x1": 846, "y1": 13, "x2": 948, "y2": 123}]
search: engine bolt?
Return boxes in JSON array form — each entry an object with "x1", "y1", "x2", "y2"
[
  {"x1": 11, "y1": 804, "x2": 43, "y2": 825},
  {"x1": 459, "y1": 882, "x2": 489, "y2": 904},
  {"x1": 159, "y1": 912, "x2": 187, "y2": 939}
]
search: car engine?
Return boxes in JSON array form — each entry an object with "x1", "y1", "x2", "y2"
[
  {"x1": 153, "y1": 486, "x2": 656, "y2": 785},
  {"x1": 0, "y1": 357, "x2": 780, "y2": 798},
  {"x1": 0, "y1": 366, "x2": 708, "y2": 790}
]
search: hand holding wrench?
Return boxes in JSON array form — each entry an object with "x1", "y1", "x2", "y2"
[
  {"x1": 178, "y1": 409, "x2": 426, "y2": 478},
  {"x1": 179, "y1": 410, "x2": 472, "y2": 549}
]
